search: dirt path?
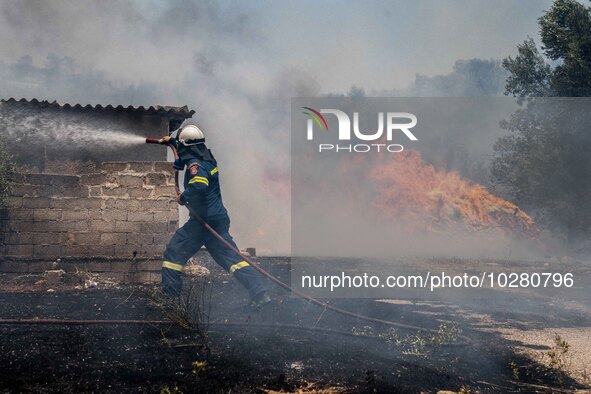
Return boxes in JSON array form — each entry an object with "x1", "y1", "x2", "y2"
[{"x1": 376, "y1": 257, "x2": 591, "y2": 389}]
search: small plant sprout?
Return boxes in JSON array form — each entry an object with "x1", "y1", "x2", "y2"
[{"x1": 191, "y1": 361, "x2": 208, "y2": 377}]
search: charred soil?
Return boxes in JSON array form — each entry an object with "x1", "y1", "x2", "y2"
[{"x1": 0, "y1": 257, "x2": 589, "y2": 393}]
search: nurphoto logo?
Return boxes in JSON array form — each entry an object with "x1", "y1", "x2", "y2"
[{"x1": 302, "y1": 107, "x2": 418, "y2": 153}]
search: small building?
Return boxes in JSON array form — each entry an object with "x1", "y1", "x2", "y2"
[{"x1": 0, "y1": 98, "x2": 195, "y2": 281}]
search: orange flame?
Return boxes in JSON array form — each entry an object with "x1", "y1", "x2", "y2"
[{"x1": 369, "y1": 150, "x2": 538, "y2": 236}]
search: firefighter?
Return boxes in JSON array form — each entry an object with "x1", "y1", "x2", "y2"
[{"x1": 161, "y1": 120, "x2": 270, "y2": 308}]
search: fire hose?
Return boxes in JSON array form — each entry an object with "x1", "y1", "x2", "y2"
[
  {"x1": 0, "y1": 319, "x2": 425, "y2": 347},
  {"x1": 144, "y1": 137, "x2": 471, "y2": 346}
]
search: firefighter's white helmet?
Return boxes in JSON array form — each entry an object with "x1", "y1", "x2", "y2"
[{"x1": 177, "y1": 124, "x2": 205, "y2": 146}]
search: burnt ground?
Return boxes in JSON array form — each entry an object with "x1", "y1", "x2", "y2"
[{"x1": 0, "y1": 257, "x2": 590, "y2": 393}]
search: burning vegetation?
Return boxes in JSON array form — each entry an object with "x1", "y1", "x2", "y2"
[{"x1": 369, "y1": 150, "x2": 539, "y2": 237}]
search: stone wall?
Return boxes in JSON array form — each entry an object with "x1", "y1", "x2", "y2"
[{"x1": 0, "y1": 161, "x2": 178, "y2": 263}]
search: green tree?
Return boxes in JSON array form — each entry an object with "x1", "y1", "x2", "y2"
[
  {"x1": 503, "y1": 0, "x2": 591, "y2": 98},
  {"x1": 493, "y1": 0, "x2": 591, "y2": 243}
]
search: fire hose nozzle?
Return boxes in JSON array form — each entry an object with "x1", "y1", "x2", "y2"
[{"x1": 145, "y1": 137, "x2": 167, "y2": 145}]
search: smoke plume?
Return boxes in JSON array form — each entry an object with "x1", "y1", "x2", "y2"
[{"x1": 0, "y1": 0, "x2": 553, "y2": 254}]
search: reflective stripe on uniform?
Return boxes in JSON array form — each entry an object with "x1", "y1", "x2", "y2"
[
  {"x1": 210, "y1": 167, "x2": 218, "y2": 175},
  {"x1": 162, "y1": 261, "x2": 184, "y2": 271},
  {"x1": 229, "y1": 261, "x2": 249, "y2": 273},
  {"x1": 188, "y1": 176, "x2": 209, "y2": 186}
]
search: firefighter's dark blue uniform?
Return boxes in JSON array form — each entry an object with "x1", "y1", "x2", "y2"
[{"x1": 162, "y1": 155, "x2": 266, "y2": 300}]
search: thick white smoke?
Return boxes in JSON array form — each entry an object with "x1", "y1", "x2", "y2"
[{"x1": 0, "y1": 0, "x2": 552, "y2": 254}]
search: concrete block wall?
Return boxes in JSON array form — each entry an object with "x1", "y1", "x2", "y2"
[{"x1": 0, "y1": 161, "x2": 178, "y2": 262}]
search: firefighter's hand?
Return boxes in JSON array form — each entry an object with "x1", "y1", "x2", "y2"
[
  {"x1": 176, "y1": 193, "x2": 185, "y2": 205},
  {"x1": 160, "y1": 136, "x2": 172, "y2": 144}
]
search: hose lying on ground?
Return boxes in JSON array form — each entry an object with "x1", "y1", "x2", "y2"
[
  {"x1": 0, "y1": 320, "x2": 449, "y2": 346},
  {"x1": 189, "y1": 202, "x2": 468, "y2": 337}
]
